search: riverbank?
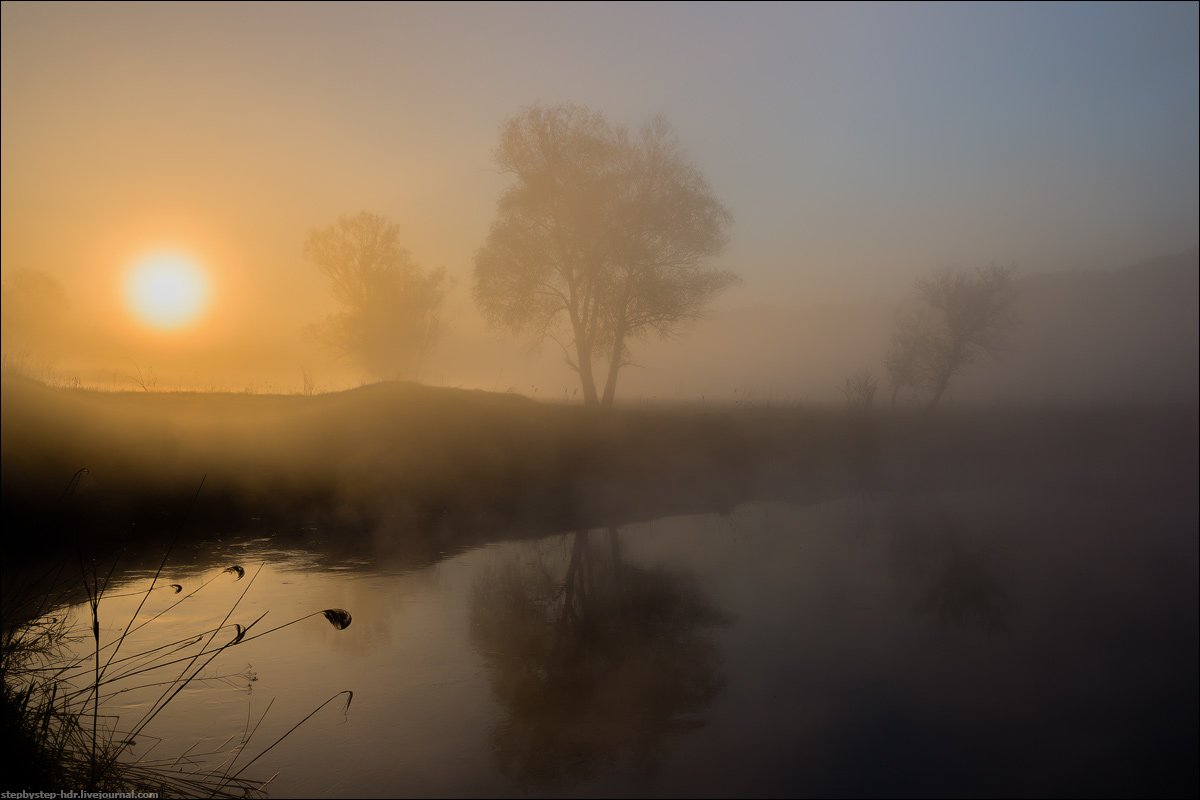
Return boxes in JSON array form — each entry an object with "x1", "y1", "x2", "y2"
[{"x1": 3, "y1": 373, "x2": 1195, "y2": 565}]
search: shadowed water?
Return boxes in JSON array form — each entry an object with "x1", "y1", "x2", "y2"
[{"x1": 49, "y1": 485, "x2": 1197, "y2": 798}]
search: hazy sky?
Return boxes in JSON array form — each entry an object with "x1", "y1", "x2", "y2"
[{"x1": 2, "y1": 1, "x2": 1197, "y2": 376}]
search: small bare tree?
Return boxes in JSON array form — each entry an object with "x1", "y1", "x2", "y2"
[
  {"x1": 886, "y1": 264, "x2": 1018, "y2": 410},
  {"x1": 841, "y1": 369, "x2": 878, "y2": 411},
  {"x1": 884, "y1": 309, "x2": 934, "y2": 409},
  {"x1": 300, "y1": 367, "x2": 317, "y2": 397}
]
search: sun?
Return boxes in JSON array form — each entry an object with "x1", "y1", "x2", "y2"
[{"x1": 124, "y1": 252, "x2": 211, "y2": 329}]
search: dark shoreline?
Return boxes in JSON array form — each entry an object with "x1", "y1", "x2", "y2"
[{"x1": 3, "y1": 373, "x2": 1196, "y2": 568}]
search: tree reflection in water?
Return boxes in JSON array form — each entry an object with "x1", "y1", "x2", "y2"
[
  {"x1": 470, "y1": 527, "x2": 728, "y2": 788},
  {"x1": 919, "y1": 545, "x2": 1009, "y2": 632},
  {"x1": 884, "y1": 497, "x2": 1011, "y2": 633}
]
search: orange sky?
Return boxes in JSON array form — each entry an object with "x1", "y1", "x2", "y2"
[{"x1": 2, "y1": 3, "x2": 1196, "y2": 392}]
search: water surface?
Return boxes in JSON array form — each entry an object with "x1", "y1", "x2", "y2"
[{"x1": 62, "y1": 488, "x2": 1197, "y2": 797}]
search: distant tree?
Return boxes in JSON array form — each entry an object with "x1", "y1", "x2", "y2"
[
  {"x1": 304, "y1": 212, "x2": 448, "y2": 380},
  {"x1": 885, "y1": 265, "x2": 1018, "y2": 410},
  {"x1": 884, "y1": 310, "x2": 935, "y2": 409},
  {"x1": 473, "y1": 104, "x2": 737, "y2": 407},
  {"x1": 1, "y1": 269, "x2": 68, "y2": 368},
  {"x1": 840, "y1": 369, "x2": 879, "y2": 411}
]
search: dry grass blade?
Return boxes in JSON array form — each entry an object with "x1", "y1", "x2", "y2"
[
  {"x1": 220, "y1": 690, "x2": 354, "y2": 789},
  {"x1": 4, "y1": 479, "x2": 355, "y2": 799}
]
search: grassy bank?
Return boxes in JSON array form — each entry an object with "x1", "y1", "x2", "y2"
[
  {"x1": 2, "y1": 373, "x2": 1196, "y2": 564},
  {"x1": 1, "y1": 539, "x2": 356, "y2": 796}
]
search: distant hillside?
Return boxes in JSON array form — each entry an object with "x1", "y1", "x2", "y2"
[
  {"x1": 967, "y1": 249, "x2": 1199, "y2": 403},
  {"x1": 612, "y1": 249, "x2": 1199, "y2": 404}
]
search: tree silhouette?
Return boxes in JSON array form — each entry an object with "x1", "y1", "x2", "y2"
[
  {"x1": 886, "y1": 498, "x2": 1011, "y2": 632},
  {"x1": 304, "y1": 212, "x2": 448, "y2": 380},
  {"x1": 474, "y1": 104, "x2": 736, "y2": 406},
  {"x1": 886, "y1": 265, "x2": 1018, "y2": 410},
  {"x1": 1, "y1": 269, "x2": 68, "y2": 369},
  {"x1": 470, "y1": 528, "x2": 727, "y2": 787}
]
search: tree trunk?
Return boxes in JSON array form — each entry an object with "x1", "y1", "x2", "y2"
[
  {"x1": 568, "y1": 298, "x2": 601, "y2": 406},
  {"x1": 575, "y1": 342, "x2": 600, "y2": 406},
  {"x1": 600, "y1": 325, "x2": 626, "y2": 408},
  {"x1": 926, "y1": 371, "x2": 951, "y2": 411},
  {"x1": 926, "y1": 346, "x2": 963, "y2": 412},
  {"x1": 599, "y1": 361, "x2": 621, "y2": 407},
  {"x1": 561, "y1": 530, "x2": 590, "y2": 626},
  {"x1": 606, "y1": 527, "x2": 622, "y2": 581}
]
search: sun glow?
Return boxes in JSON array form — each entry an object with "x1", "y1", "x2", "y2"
[{"x1": 124, "y1": 252, "x2": 211, "y2": 329}]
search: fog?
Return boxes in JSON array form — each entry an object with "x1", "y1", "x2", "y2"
[
  {"x1": 2, "y1": 3, "x2": 1196, "y2": 401},
  {"x1": 2, "y1": 5, "x2": 1197, "y2": 799}
]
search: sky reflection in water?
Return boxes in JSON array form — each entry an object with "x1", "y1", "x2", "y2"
[{"x1": 65, "y1": 490, "x2": 1197, "y2": 798}]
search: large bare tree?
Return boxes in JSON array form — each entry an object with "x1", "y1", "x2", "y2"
[
  {"x1": 474, "y1": 104, "x2": 736, "y2": 406},
  {"x1": 305, "y1": 212, "x2": 448, "y2": 380}
]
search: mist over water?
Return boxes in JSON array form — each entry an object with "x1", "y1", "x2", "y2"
[
  {"x1": 47, "y1": 484, "x2": 1197, "y2": 797},
  {"x1": 2, "y1": 4, "x2": 1197, "y2": 798}
]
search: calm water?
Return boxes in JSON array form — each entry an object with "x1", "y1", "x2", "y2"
[{"x1": 60, "y1": 489, "x2": 1197, "y2": 797}]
